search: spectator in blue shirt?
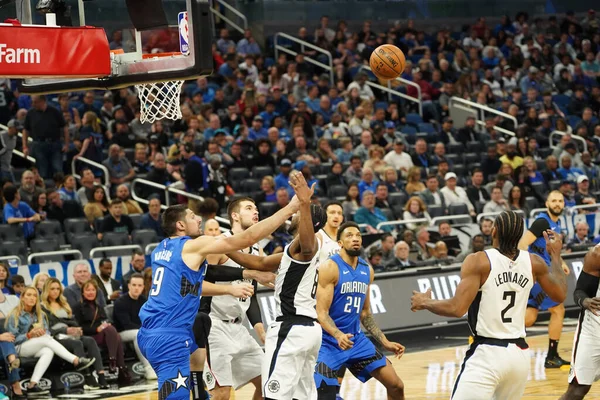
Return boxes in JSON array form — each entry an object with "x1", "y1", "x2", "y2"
[
  {"x1": 259, "y1": 101, "x2": 279, "y2": 127},
  {"x1": 236, "y1": 29, "x2": 261, "y2": 56},
  {"x1": 558, "y1": 155, "x2": 585, "y2": 182},
  {"x1": 353, "y1": 190, "x2": 392, "y2": 233},
  {"x1": 218, "y1": 54, "x2": 237, "y2": 78},
  {"x1": 315, "y1": 95, "x2": 333, "y2": 124},
  {"x1": 2, "y1": 185, "x2": 41, "y2": 240},
  {"x1": 274, "y1": 158, "x2": 294, "y2": 196},
  {"x1": 270, "y1": 87, "x2": 290, "y2": 116},
  {"x1": 303, "y1": 85, "x2": 321, "y2": 112},
  {"x1": 357, "y1": 167, "x2": 379, "y2": 198},
  {"x1": 140, "y1": 197, "x2": 164, "y2": 240},
  {"x1": 248, "y1": 115, "x2": 268, "y2": 140}
]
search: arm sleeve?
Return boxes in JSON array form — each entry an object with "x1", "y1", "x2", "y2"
[
  {"x1": 204, "y1": 265, "x2": 244, "y2": 283},
  {"x1": 245, "y1": 281, "x2": 262, "y2": 326},
  {"x1": 528, "y1": 218, "x2": 551, "y2": 238},
  {"x1": 7, "y1": 317, "x2": 27, "y2": 345},
  {"x1": 574, "y1": 271, "x2": 600, "y2": 308}
]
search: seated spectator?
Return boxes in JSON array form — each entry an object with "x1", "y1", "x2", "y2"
[
  {"x1": 353, "y1": 131, "x2": 373, "y2": 162},
  {"x1": 58, "y1": 175, "x2": 81, "y2": 205},
  {"x1": 363, "y1": 145, "x2": 389, "y2": 178},
  {"x1": 367, "y1": 247, "x2": 384, "y2": 273},
  {"x1": 18, "y1": 170, "x2": 44, "y2": 207},
  {"x1": 542, "y1": 155, "x2": 562, "y2": 182},
  {"x1": 64, "y1": 263, "x2": 107, "y2": 309},
  {"x1": 415, "y1": 228, "x2": 432, "y2": 261},
  {"x1": 274, "y1": 158, "x2": 294, "y2": 196},
  {"x1": 0, "y1": 300, "x2": 23, "y2": 396},
  {"x1": 324, "y1": 162, "x2": 347, "y2": 190},
  {"x1": 508, "y1": 186, "x2": 529, "y2": 216},
  {"x1": 411, "y1": 139, "x2": 430, "y2": 170},
  {"x1": 0, "y1": 263, "x2": 14, "y2": 295},
  {"x1": 140, "y1": 197, "x2": 164, "y2": 239},
  {"x1": 73, "y1": 280, "x2": 131, "y2": 385},
  {"x1": 83, "y1": 186, "x2": 110, "y2": 226},
  {"x1": 32, "y1": 191, "x2": 48, "y2": 221},
  {"x1": 76, "y1": 168, "x2": 97, "y2": 206},
  {"x1": 580, "y1": 152, "x2": 600, "y2": 191},
  {"x1": 132, "y1": 144, "x2": 151, "y2": 175},
  {"x1": 316, "y1": 138, "x2": 337, "y2": 164},
  {"x1": 99, "y1": 200, "x2": 134, "y2": 241},
  {"x1": 435, "y1": 159, "x2": 451, "y2": 188},
  {"x1": 574, "y1": 175, "x2": 597, "y2": 210},
  {"x1": 560, "y1": 142, "x2": 583, "y2": 168},
  {"x1": 7, "y1": 287, "x2": 95, "y2": 394},
  {"x1": 486, "y1": 174, "x2": 514, "y2": 202},
  {"x1": 32, "y1": 273, "x2": 49, "y2": 294},
  {"x1": 10, "y1": 275, "x2": 24, "y2": 297},
  {"x1": 381, "y1": 167, "x2": 401, "y2": 194},
  {"x1": 297, "y1": 161, "x2": 319, "y2": 191},
  {"x1": 103, "y1": 144, "x2": 136, "y2": 188},
  {"x1": 143, "y1": 153, "x2": 182, "y2": 201},
  {"x1": 344, "y1": 155, "x2": 363, "y2": 185},
  {"x1": 354, "y1": 190, "x2": 391, "y2": 233},
  {"x1": 342, "y1": 183, "x2": 360, "y2": 219},
  {"x1": 403, "y1": 196, "x2": 431, "y2": 231},
  {"x1": 456, "y1": 234, "x2": 486, "y2": 262},
  {"x1": 480, "y1": 218, "x2": 494, "y2": 246},
  {"x1": 558, "y1": 155, "x2": 584, "y2": 182},
  {"x1": 438, "y1": 222, "x2": 452, "y2": 237},
  {"x1": 483, "y1": 187, "x2": 510, "y2": 213},
  {"x1": 2, "y1": 185, "x2": 41, "y2": 240},
  {"x1": 41, "y1": 278, "x2": 108, "y2": 389},
  {"x1": 379, "y1": 233, "x2": 397, "y2": 268},
  {"x1": 441, "y1": 172, "x2": 476, "y2": 217},
  {"x1": 405, "y1": 167, "x2": 426, "y2": 195},
  {"x1": 430, "y1": 143, "x2": 453, "y2": 168},
  {"x1": 288, "y1": 136, "x2": 320, "y2": 165},
  {"x1": 420, "y1": 174, "x2": 446, "y2": 209},
  {"x1": 0, "y1": 287, "x2": 18, "y2": 317},
  {"x1": 391, "y1": 241, "x2": 415, "y2": 269},
  {"x1": 203, "y1": 219, "x2": 221, "y2": 237},
  {"x1": 499, "y1": 138, "x2": 524, "y2": 169},
  {"x1": 466, "y1": 168, "x2": 490, "y2": 207},
  {"x1": 252, "y1": 139, "x2": 276, "y2": 170},
  {"x1": 46, "y1": 190, "x2": 85, "y2": 225},
  {"x1": 432, "y1": 241, "x2": 455, "y2": 264},
  {"x1": 113, "y1": 273, "x2": 156, "y2": 380},
  {"x1": 568, "y1": 221, "x2": 593, "y2": 250},
  {"x1": 115, "y1": 184, "x2": 143, "y2": 215},
  {"x1": 334, "y1": 138, "x2": 354, "y2": 163},
  {"x1": 384, "y1": 140, "x2": 413, "y2": 179},
  {"x1": 254, "y1": 176, "x2": 277, "y2": 204},
  {"x1": 122, "y1": 249, "x2": 147, "y2": 293},
  {"x1": 374, "y1": 183, "x2": 393, "y2": 211},
  {"x1": 92, "y1": 258, "x2": 121, "y2": 305},
  {"x1": 357, "y1": 167, "x2": 379, "y2": 198}
]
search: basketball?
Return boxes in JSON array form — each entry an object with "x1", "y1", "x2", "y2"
[{"x1": 369, "y1": 44, "x2": 406, "y2": 80}]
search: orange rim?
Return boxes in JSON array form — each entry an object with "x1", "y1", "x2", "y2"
[{"x1": 142, "y1": 52, "x2": 183, "y2": 59}]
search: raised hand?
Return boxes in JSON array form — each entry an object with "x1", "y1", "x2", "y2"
[
  {"x1": 543, "y1": 230, "x2": 563, "y2": 257},
  {"x1": 289, "y1": 170, "x2": 315, "y2": 203},
  {"x1": 411, "y1": 288, "x2": 432, "y2": 312}
]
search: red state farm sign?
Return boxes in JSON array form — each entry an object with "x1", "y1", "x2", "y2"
[{"x1": 0, "y1": 24, "x2": 111, "y2": 78}]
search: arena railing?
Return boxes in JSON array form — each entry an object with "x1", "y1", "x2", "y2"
[
  {"x1": 0, "y1": 124, "x2": 37, "y2": 165},
  {"x1": 70, "y1": 156, "x2": 110, "y2": 187},
  {"x1": 90, "y1": 245, "x2": 142, "y2": 259},
  {"x1": 429, "y1": 214, "x2": 473, "y2": 225},
  {"x1": 145, "y1": 243, "x2": 160, "y2": 255},
  {"x1": 449, "y1": 97, "x2": 517, "y2": 136},
  {"x1": 476, "y1": 210, "x2": 525, "y2": 223},
  {"x1": 274, "y1": 32, "x2": 334, "y2": 86},
  {"x1": 0, "y1": 255, "x2": 22, "y2": 265},
  {"x1": 27, "y1": 249, "x2": 83, "y2": 264},
  {"x1": 376, "y1": 218, "x2": 430, "y2": 231},
  {"x1": 358, "y1": 65, "x2": 423, "y2": 117},
  {"x1": 549, "y1": 130, "x2": 588, "y2": 153},
  {"x1": 211, "y1": 0, "x2": 248, "y2": 34}
]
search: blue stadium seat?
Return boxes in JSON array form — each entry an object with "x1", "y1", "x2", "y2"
[
  {"x1": 552, "y1": 94, "x2": 571, "y2": 109},
  {"x1": 375, "y1": 102, "x2": 388, "y2": 110},
  {"x1": 401, "y1": 125, "x2": 418, "y2": 135},
  {"x1": 406, "y1": 113, "x2": 423, "y2": 125},
  {"x1": 418, "y1": 123, "x2": 436, "y2": 134},
  {"x1": 567, "y1": 115, "x2": 581, "y2": 129}
]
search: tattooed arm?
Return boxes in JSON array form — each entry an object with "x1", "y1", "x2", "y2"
[{"x1": 361, "y1": 266, "x2": 405, "y2": 358}]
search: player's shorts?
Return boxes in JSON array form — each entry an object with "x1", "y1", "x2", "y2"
[
  {"x1": 138, "y1": 327, "x2": 199, "y2": 400},
  {"x1": 262, "y1": 316, "x2": 322, "y2": 400},
  {"x1": 451, "y1": 337, "x2": 530, "y2": 400},
  {"x1": 192, "y1": 312, "x2": 212, "y2": 349},
  {"x1": 527, "y1": 282, "x2": 561, "y2": 310},
  {"x1": 314, "y1": 332, "x2": 387, "y2": 388},
  {"x1": 203, "y1": 318, "x2": 263, "y2": 390},
  {"x1": 568, "y1": 318, "x2": 600, "y2": 386}
]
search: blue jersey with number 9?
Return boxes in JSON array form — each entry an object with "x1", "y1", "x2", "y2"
[
  {"x1": 140, "y1": 236, "x2": 207, "y2": 330},
  {"x1": 322, "y1": 253, "x2": 371, "y2": 344}
]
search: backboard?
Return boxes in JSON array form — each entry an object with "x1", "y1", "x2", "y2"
[{"x1": 5, "y1": 0, "x2": 214, "y2": 94}]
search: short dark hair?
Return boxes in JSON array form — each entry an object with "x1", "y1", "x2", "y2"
[
  {"x1": 99, "y1": 258, "x2": 111, "y2": 267},
  {"x1": 324, "y1": 201, "x2": 343, "y2": 213},
  {"x1": 381, "y1": 232, "x2": 393, "y2": 242},
  {"x1": 227, "y1": 197, "x2": 256, "y2": 224},
  {"x1": 472, "y1": 168, "x2": 483, "y2": 175},
  {"x1": 426, "y1": 174, "x2": 438, "y2": 181},
  {"x1": 132, "y1": 249, "x2": 144, "y2": 258},
  {"x1": 350, "y1": 155, "x2": 362, "y2": 163},
  {"x1": 129, "y1": 272, "x2": 144, "y2": 282},
  {"x1": 337, "y1": 222, "x2": 360, "y2": 241},
  {"x1": 3, "y1": 185, "x2": 17, "y2": 203},
  {"x1": 110, "y1": 199, "x2": 123, "y2": 207},
  {"x1": 197, "y1": 198, "x2": 219, "y2": 216},
  {"x1": 162, "y1": 204, "x2": 188, "y2": 237},
  {"x1": 11, "y1": 274, "x2": 24, "y2": 285}
]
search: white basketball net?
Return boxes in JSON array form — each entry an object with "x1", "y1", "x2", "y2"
[{"x1": 135, "y1": 80, "x2": 185, "y2": 124}]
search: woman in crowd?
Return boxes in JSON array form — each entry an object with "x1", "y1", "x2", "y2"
[
  {"x1": 0, "y1": 263, "x2": 14, "y2": 295},
  {"x1": 58, "y1": 175, "x2": 80, "y2": 204},
  {"x1": 325, "y1": 162, "x2": 347, "y2": 190},
  {"x1": 7, "y1": 287, "x2": 95, "y2": 395},
  {"x1": 41, "y1": 278, "x2": 109, "y2": 389},
  {"x1": 363, "y1": 145, "x2": 389, "y2": 178},
  {"x1": 405, "y1": 167, "x2": 426, "y2": 195},
  {"x1": 252, "y1": 139, "x2": 276, "y2": 171},
  {"x1": 316, "y1": 138, "x2": 338, "y2": 164},
  {"x1": 72, "y1": 280, "x2": 130, "y2": 385},
  {"x1": 32, "y1": 273, "x2": 49, "y2": 294},
  {"x1": 508, "y1": 185, "x2": 529, "y2": 216},
  {"x1": 402, "y1": 196, "x2": 431, "y2": 231},
  {"x1": 83, "y1": 186, "x2": 110, "y2": 226},
  {"x1": 31, "y1": 192, "x2": 48, "y2": 221},
  {"x1": 342, "y1": 183, "x2": 360, "y2": 219},
  {"x1": 254, "y1": 176, "x2": 277, "y2": 203},
  {"x1": 382, "y1": 167, "x2": 402, "y2": 193}
]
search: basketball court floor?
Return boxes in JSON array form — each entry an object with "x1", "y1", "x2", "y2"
[{"x1": 102, "y1": 327, "x2": 600, "y2": 400}]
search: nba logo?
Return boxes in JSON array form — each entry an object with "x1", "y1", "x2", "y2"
[{"x1": 178, "y1": 12, "x2": 190, "y2": 55}]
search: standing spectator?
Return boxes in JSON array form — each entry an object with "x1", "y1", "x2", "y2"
[
  {"x1": 22, "y1": 95, "x2": 69, "y2": 179},
  {"x1": 2, "y1": 186, "x2": 40, "y2": 240},
  {"x1": 140, "y1": 197, "x2": 163, "y2": 239},
  {"x1": 481, "y1": 146, "x2": 503, "y2": 182},
  {"x1": 121, "y1": 249, "x2": 147, "y2": 293},
  {"x1": 99, "y1": 200, "x2": 134, "y2": 241},
  {"x1": 103, "y1": 144, "x2": 135, "y2": 188},
  {"x1": 64, "y1": 263, "x2": 107, "y2": 309},
  {"x1": 74, "y1": 111, "x2": 105, "y2": 167},
  {"x1": 113, "y1": 273, "x2": 156, "y2": 380},
  {"x1": 0, "y1": 119, "x2": 20, "y2": 182},
  {"x1": 18, "y1": 170, "x2": 44, "y2": 207},
  {"x1": 91, "y1": 258, "x2": 121, "y2": 304},
  {"x1": 179, "y1": 142, "x2": 209, "y2": 196},
  {"x1": 581, "y1": 152, "x2": 600, "y2": 191},
  {"x1": 441, "y1": 172, "x2": 476, "y2": 216}
]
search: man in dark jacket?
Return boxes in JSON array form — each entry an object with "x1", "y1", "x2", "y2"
[
  {"x1": 113, "y1": 273, "x2": 155, "y2": 380},
  {"x1": 46, "y1": 190, "x2": 85, "y2": 225},
  {"x1": 121, "y1": 249, "x2": 147, "y2": 293},
  {"x1": 92, "y1": 258, "x2": 121, "y2": 304}
]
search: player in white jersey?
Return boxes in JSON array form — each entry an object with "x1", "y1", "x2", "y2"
[
  {"x1": 263, "y1": 180, "x2": 327, "y2": 400},
  {"x1": 317, "y1": 201, "x2": 344, "y2": 262},
  {"x1": 561, "y1": 244, "x2": 600, "y2": 400},
  {"x1": 411, "y1": 211, "x2": 568, "y2": 400},
  {"x1": 203, "y1": 196, "x2": 280, "y2": 400}
]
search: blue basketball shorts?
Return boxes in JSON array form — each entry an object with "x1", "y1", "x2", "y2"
[
  {"x1": 527, "y1": 282, "x2": 561, "y2": 311},
  {"x1": 314, "y1": 333, "x2": 387, "y2": 388},
  {"x1": 138, "y1": 328, "x2": 199, "y2": 400}
]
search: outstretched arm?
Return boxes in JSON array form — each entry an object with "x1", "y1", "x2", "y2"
[
  {"x1": 574, "y1": 246, "x2": 600, "y2": 315},
  {"x1": 532, "y1": 230, "x2": 567, "y2": 303},
  {"x1": 361, "y1": 267, "x2": 404, "y2": 357},
  {"x1": 225, "y1": 251, "x2": 284, "y2": 272},
  {"x1": 411, "y1": 252, "x2": 484, "y2": 317}
]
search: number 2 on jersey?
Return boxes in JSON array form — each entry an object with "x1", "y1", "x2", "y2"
[
  {"x1": 150, "y1": 267, "x2": 165, "y2": 296},
  {"x1": 343, "y1": 296, "x2": 361, "y2": 314},
  {"x1": 501, "y1": 290, "x2": 516, "y2": 323}
]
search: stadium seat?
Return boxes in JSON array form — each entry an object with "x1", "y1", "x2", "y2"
[
  {"x1": 525, "y1": 197, "x2": 539, "y2": 214},
  {"x1": 70, "y1": 233, "x2": 100, "y2": 259},
  {"x1": 392, "y1": 204, "x2": 405, "y2": 220},
  {"x1": 320, "y1": 163, "x2": 333, "y2": 175},
  {"x1": 417, "y1": 123, "x2": 436, "y2": 134},
  {"x1": 448, "y1": 203, "x2": 469, "y2": 215},
  {"x1": 381, "y1": 208, "x2": 395, "y2": 221},
  {"x1": 241, "y1": 179, "x2": 261, "y2": 193},
  {"x1": 258, "y1": 202, "x2": 279, "y2": 218},
  {"x1": 30, "y1": 238, "x2": 62, "y2": 262},
  {"x1": 374, "y1": 101, "x2": 388, "y2": 110},
  {"x1": 252, "y1": 166, "x2": 273, "y2": 179},
  {"x1": 129, "y1": 214, "x2": 142, "y2": 230},
  {"x1": 328, "y1": 185, "x2": 348, "y2": 198},
  {"x1": 464, "y1": 153, "x2": 480, "y2": 165},
  {"x1": 132, "y1": 229, "x2": 159, "y2": 251},
  {"x1": 531, "y1": 182, "x2": 547, "y2": 199},
  {"x1": 453, "y1": 164, "x2": 466, "y2": 177},
  {"x1": 0, "y1": 224, "x2": 23, "y2": 242},
  {"x1": 552, "y1": 94, "x2": 571, "y2": 109},
  {"x1": 35, "y1": 220, "x2": 66, "y2": 245},
  {"x1": 0, "y1": 240, "x2": 27, "y2": 264},
  {"x1": 548, "y1": 180, "x2": 561, "y2": 191},
  {"x1": 229, "y1": 168, "x2": 250, "y2": 182},
  {"x1": 64, "y1": 218, "x2": 92, "y2": 242},
  {"x1": 94, "y1": 217, "x2": 105, "y2": 233},
  {"x1": 567, "y1": 115, "x2": 581, "y2": 129},
  {"x1": 102, "y1": 232, "x2": 131, "y2": 247},
  {"x1": 401, "y1": 125, "x2": 418, "y2": 135},
  {"x1": 466, "y1": 141, "x2": 484, "y2": 153},
  {"x1": 448, "y1": 143, "x2": 465, "y2": 154},
  {"x1": 427, "y1": 205, "x2": 444, "y2": 218},
  {"x1": 388, "y1": 192, "x2": 408, "y2": 206}
]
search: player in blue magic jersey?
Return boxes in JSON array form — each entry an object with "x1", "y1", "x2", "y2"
[
  {"x1": 518, "y1": 190, "x2": 571, "y2": 368},
  {"x1": 137, "y1": 172, "x2": 305, "y2": 400},
  {"x1": 315, "y1": 222, "x2": 405, "y2": 400}
]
